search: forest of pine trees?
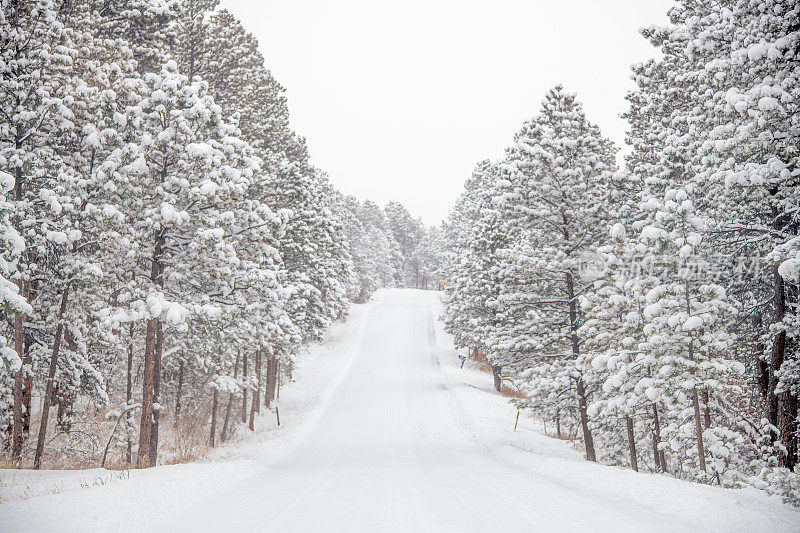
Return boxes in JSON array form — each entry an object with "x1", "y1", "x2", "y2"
[
  {"x1": 442, "y1": 0, "x2": 800, "y2": 503},
  {"x1": 0, "y1": 0, "x2": 442, "y2": 469},
  {"x1": 3, "y1": 0, "x2": 798, "y2": 511}
]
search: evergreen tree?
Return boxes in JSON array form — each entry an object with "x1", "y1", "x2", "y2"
[
  {"x1": 488, "y1": 86, "x2": 618, "y2": 461},
  {"x1": 0, "y1": 0, "x2": 80, "y2": 459}
]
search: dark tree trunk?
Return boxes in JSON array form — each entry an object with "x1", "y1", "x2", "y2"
[
  {"x1": 136, "y1": 318, "x2": 157, "y2": 468},
  {"x1": 22, "y1": 349, "x2": 32, "y2": 436},
  {"x1": 692, "y1": 387, "x2": 707, "y2": 473},
  {"x1": 777, "y1": 390, "x2": 798, "y2": 470},
  {"x1": 625, "y1": 415, "x2": 638, "y2": 472},
  {"x1": 249, "y1": 352, "x2": 261, "y2": 431},
  {"x1": 275, "y1": 361, "x2": 280, "y2": 401},
  {"x1": 684, "y1": 279, "x2": 707, "y2": 474},
  {"x1": 767, "y1": 264, "x2": 785, "y2": 429},
  {"x1": 174, "y1": 357, "x2": 184, "y2": 427},
  {"x1": 766, "y1": 211, "x2": 798, "y2": 469},
  {"x1": 556, "y1": 409, "x2": 562, "y2": 438},
  {"x1": 265, "y1": 357, "x2": 277, "y2": 408},
  {"x1": 241, "y1": 354, "x2": 248, "y2": 424},
  {"x1": 652, "y1": 404, "x2": 666, "y2": 473},
  {"x1": 576, "y1": 377, "x2": 597, "y2": 462},
  {"x1": 33, "y1": 284, "x2": 71, "y2": 469},
  {"x1": 126, "y1": 323, "x2": 134, "y2": 464},
  {"x1": 566, "y1": 271, "x2": 597, "y2": 462},
  {"x1": 138, "y1": 232, "x2": 164, "y2": 468},
  {"x1": 221, "y1": 352, "x2": 240, "y2": 443},
  {"x1": 491, "y1": 364, "x2": 502, "y2": 392},
  {"x1": 10, "y1": 280, "x2": 29, "y2": 460},
  {"x1": 148, "y1": 322, "x2": 163, "y2": 467},
  {"x1": 702, "y1": 390, "x2": 712, "y2": 428},
  {"x1": 209, "y1": 389, "x2": 218, "y2": 447},
  {"x1": 254, "y1": 352, "x2": 262, "y2": 415}
]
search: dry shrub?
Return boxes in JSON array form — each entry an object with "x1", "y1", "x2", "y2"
[
  {"x1": 499, "y1": 385, "x2": 527, "y2": 399},
  {"x1": 468, "y1": 350, "x2": 529, "y2": 400},
  {"x1": 161, "y1": 411, "x2": 211, "y2": 465},
  {"x1": 469, "y1": 349, "x2": 494, "y2": 372},
  {"x1": 2, "y1": 394, "x2": 230, "y2": 470}
]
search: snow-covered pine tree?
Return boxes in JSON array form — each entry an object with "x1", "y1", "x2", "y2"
[
  {"x1": 0, "y1": 0, "x2": 83, "y2": 459},
  {"x1": 413, "y1": 225, "x2": 446, "y2": 291},
  {"x1": 579, "y1": 222, "x2": 663, "y2": 472},
  {"x1": 489, "y1": 86, "x2": 618, "y2": 462},
  {"x1": 359, "y1": 200, "x2": 402, "y2": 287},
  {"x1": 23, "y1": 8, "x2": 161, "y2": 467},
  {"x1": 268, "y1": 163, "x2": 351, "y2": 341},
  {"x1": 99, "y1": 61, "x2": 268, "y2": 467},
  {"x1": 693, "y1": 0, "x2": 800, "y2": 469},
  {"x1": 635, "y1": 186, "x2": 742, "y2": 479},
  {"x1": 330, "y1": 193, "x2": 377, "y2": 303},
  {"x1": 625, "y1": 0, "x2": 800, "y2": 472},
  {"x1": 0, "y1": 170, "x2": 32, "y2": 440},
  {"x1": 384, "y1": 201, "x2": 426, "y2": 287},
  {"x1": 443, "y1": 160, "x2": 511, "y2": 387},
  {"x1": 202, "y1": 8, "x2": 299, "y2": 161},
  {"x1": 170, "y1": 2, "x2": 353, "y2": 341}
]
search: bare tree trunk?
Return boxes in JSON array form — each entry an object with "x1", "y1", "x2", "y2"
[
  {"x1": 138, "y1": 231, "x2": 164, "y2": 469},
  {"x1": 264, "y1": 357, "x2": 272, "y2": 408},
  {"x1": 55, "y1": 389, "x2": 74, "y2": 431},
  {"x1": 56, "y1": 331, "x2": 78, "y2": 434},
  {"x1": 11, "y1": 281, "x2": 29, "y2": 460},
  {"x1": 275, "y1": 361, "x2": 280, "y2": 401},
  {"x1": 702, "y1": 389, "x2": 711, "y2": 428},
  {"x1": 265, "y1": 357, "x2": 277, "y2": 408},
  {"x1": 254, "y1": 352, "x2": 262, "y2": 415},
  {"x1": 777, "y1": 389, "x2": 798, "y2": 470},
  {"x1": 576, "y1": 377, "x2": 597, "y2": 462},
  {"x1": 772, "y1": 261, "x2": 798, "y2": 469},
  {"x1": 126, "y1": 323, "x2": 133, "y2": 464},
  {"x1": 209, "y1": 389, "x2": 218, "y2": 447},
  {"x1": 241, "y1": 354, "x2": 248, "y2": 424},
  {"x1": 566, "y1": 271, "x2": 597, "y2": 462},
  {"x1": 767, "y1": 224, "x2": 798, "y2": 468},
  {"x1": 148, "y1": 322, "x2": 163, "y2": 467},
  {"x1": 249, "y1": 352, "x2": 261, "y2": 431},
  {"x1": 692, "y1": 387, "x2": 707, "y2": 473},
  {"x1": 22, "y1": 347, "x2": 32, "y2": 437},
  {"x1": 652, "y1": 404, "x2": 666, "y2": 473},
  {"x1": 136, "y1": 318, "x2": 157, "y2": 468},
  {"x1": 683, "y1": 277, "x2": 707, "y2": 474},
  {"x1": 556, "y1": 409, "x2": 561, "y2": 438},
  {"x1": 625, "y1": 415, "x2": 638, "y2": 472},
  {"x1": 173, "y1": 357, "x2": 184, "y2": 427},
  {"x1": 491, "y1": 364, "x2": 502, "y2": 392},
  {"x1": 221, "y1": 352, "x2": 240, "y2": 443},
  {"x1": 33, "y1": 284, "x2": 71, "y2": 469}
]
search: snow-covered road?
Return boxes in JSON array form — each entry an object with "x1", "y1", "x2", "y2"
[
  {"x1": 156, "y1": 289, "x2": 800, "y2": 532},
  {"x1": 3, "y1": 289, "x2": 798, "y2": 532}
]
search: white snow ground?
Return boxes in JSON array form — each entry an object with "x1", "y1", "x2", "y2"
[{"x1": 2, "y1": 289, "x2": 799, "y2": 532}]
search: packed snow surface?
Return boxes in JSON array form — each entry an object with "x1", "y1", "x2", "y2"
[{"x1": 2, "y1": 289, "x2": 798, "y2": 532}]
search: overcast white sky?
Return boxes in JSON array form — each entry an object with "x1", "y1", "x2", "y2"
[{"x1": 223, "y1": 0, "x2": 674, "y2": 224}]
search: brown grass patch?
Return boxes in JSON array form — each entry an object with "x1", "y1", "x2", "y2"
[
  {"x1": 468, "y1": 350, "x2": 528, "y2": 399},
  {"x1": 499, "y1": 385, "x2": 527, "y2": 399}
]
